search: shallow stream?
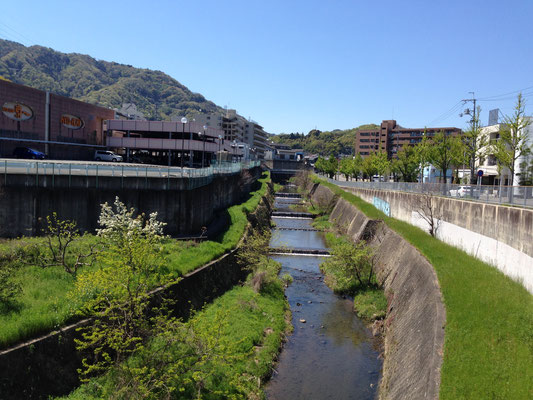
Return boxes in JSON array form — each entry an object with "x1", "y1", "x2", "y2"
[{"x1": 265, "y1": 193, "x2": 382, "y2": 400}]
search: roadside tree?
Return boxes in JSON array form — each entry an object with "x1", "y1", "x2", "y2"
[
  {"x1": 490, "y1": 93, "x2": 532, "y2": 187},
  {"x1": 392, "y1": 146, "x2": 420, "y2": 182}
]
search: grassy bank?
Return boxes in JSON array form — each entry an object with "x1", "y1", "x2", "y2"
[
  {"x1": 316, "y1": 177, "x2": 533, "y2": 399},
  {"x1": 62, "y1": 280, "x2": 290, "y2": 399},
  {"x1": 0, "y1": 173, "x2": 270, "y2": 348},
  {"x1": 313, "y1": 221, "x2": 387, "y2": 322}
]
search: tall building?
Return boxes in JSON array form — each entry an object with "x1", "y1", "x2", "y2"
[
  {"x1": 356, "y1": 120, "x2": 462, "y2": 158},
  {"x1": 192, "y1": 109, "x2": 269, "y2": 159}
]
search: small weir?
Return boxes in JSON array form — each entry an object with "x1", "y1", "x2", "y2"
[{"x1": 266, "y1": 192, "x2": 381, "y2": 400}]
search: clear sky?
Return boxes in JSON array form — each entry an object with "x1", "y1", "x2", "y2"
[{"x1": 1, "y1": 0, "x2": 533, "y2": 134}]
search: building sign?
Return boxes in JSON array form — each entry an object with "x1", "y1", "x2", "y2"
[
  {"x1": 2, "y1": 102, "x2": 33, "y2": 121},
  {"x1": 61, "y1": 114, "x2": 84, "y2": 130},
  {"x1": 373, "y1": 196, "x2": 391, "y2": 217}
]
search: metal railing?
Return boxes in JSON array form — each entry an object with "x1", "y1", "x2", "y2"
[
  {"x1": 1, "y1": 159, "x2": 261, "y2": 189},
  {"x1": 326, "y1": 176, "x2": 533, "y2": 208}
]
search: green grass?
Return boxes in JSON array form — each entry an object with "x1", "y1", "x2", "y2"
[
  {"x1": 316, "y1": 176, "x2": 533, "y2": 399},
  {"x1": 353, "y1": 288, "x2": 387, "y2": 321},
  {"x1": 0, "y1": 173, "x2": 270, "y2": 348},
  {"x1": 311, "y1": 214, "x2": 333, "y2": 231},
  {"x1": 62, "y1": 274, "x2": 289, "y2": 399}
]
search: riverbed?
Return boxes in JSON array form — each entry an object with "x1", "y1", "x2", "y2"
[{"x1": 266, "y1": 193, "x2": 382, "y2": 400}]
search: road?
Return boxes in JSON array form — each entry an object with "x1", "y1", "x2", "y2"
[{"x1": 0, "y1": 158, "x2": 238, "y2": 179}]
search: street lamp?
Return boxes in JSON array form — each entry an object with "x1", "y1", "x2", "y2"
[
  {"x1": 198, "y1": 125, "x2": 207, "y2": 168},
  {"x1": 218, "y1": 134, "x2": 223, "y2": 164},
  {"x1": 181, "y1": 117, "x2": 188, "y2": 168},
  {"x1": 232, "y1": 139, "x2": 237, "y2": 163}
]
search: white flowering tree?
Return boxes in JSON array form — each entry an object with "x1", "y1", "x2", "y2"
[{"x1": 73, "y1": 197, "x2": 168, "y2": 380}]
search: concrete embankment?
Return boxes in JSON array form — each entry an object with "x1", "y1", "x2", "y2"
[
  {"x1": 308, "y1": 183, "x2": 446, "y2": 400},
  {"x1": 0, "y1": 183, "x2": 273, "y2": 400},
  {"x1": 0, "y1": 167, "x2": 261, "y2": 238},
  {"x1": 342, "y1": 186, "x2": 533, "y2": 294}
]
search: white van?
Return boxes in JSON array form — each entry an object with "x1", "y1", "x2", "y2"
[{"x1": 94, "y1": 150, "x2": 123, "y2": 162}]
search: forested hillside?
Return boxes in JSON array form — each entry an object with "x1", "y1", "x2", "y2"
[
  {"x1": 0, "y1": 39, "x2": 223, "y2": 120},
  {"x1": 270, "y1": 124, "x2": 379, "y2": 156}
]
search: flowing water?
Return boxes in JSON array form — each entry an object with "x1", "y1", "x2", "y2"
[{"x1": 265, "y1": 194, "x2": 382, "y2": 400}]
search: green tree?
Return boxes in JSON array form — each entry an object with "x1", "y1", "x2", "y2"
[
  {"x1": 490, "y1": 93, "x2": 532, "y2": 187},
  {"x1": 324, "y1": 155, "x2": 339, "y2": 179},
  {"x1": 392, "y1": 146, "x2": 420, "y2": 182},
  {"x1": 414, "y1": 135, "x2": 432, "y2": 182},
  {"x1": 463, "y1": 105, "x2": 487, "y2": 184},
  {"x1": 314, "y1": 156, "x2": 326, "y2": 175},
  {"x1": 371, "y1": 151, "x2": 390, "y2": 180},
  {"x1": 428, "y1": 131, "x2": 463, "y2": 183},
  {"x1": 72, "y1": 197, "x2": 167, "y2": 380},
  {"x1": 351, "y1": 154, "x2": 363, "y2": 180},
  {"x1": 361, "y1": 154, "x2": 377, "y2": 180},
  {"x1": 339, "y1": 158, "x2": 353, "y2": 181},
  {"x1": 320, "y1": 238, "x2": 376, "y2": 293}
]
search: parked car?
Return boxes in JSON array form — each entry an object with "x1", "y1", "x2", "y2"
[
  {"x1": 94, "y1": 150, "x2": 123, "y2": 162},
  {"x1": 130, "y1": 150, "x2": 155, "y2": 164},
  {"x1": 449, "y1": 185, "x2": 480, "y2": 198},
  {"x1": 13, "y1": 147, "x2": 46, "y2": 159}
]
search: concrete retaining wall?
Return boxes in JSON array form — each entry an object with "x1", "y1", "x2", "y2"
[
  {"x1": 343, "y1": 187, "x2": 533, "y2": 294},
  {"x1": 0, "y1": 182, "x2": 273, "y2": 399},
  {"x1": 0, "y1": 167, "x2": 261, "y2": 238},
  {"x1": 312, "y1": 186, "x2": 446, "y2": 400}
]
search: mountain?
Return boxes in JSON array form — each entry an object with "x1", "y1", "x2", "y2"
[
  {"x1": 270, "y1": 124, "x2": 379, "y2": 156},
  {"x1": 0, "y1": 39, "x2": 223, "y2": 120}
]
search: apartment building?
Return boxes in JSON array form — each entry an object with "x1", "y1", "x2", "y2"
[
  {"x1": 192, "y1": 109, "x2": 268, "y2": 159},
  {"x1": 477, "y1": 117, "x2": 533, "y2": 185},
  {"x1": 356, "y1": 120, "x2": 462, "y2": 158}
]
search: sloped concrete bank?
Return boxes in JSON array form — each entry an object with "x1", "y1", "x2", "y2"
[
  {"x1": 343, "y1": 186, "x2": 533, "y2": 294},
  {"x1": 0, "y1": 185, "x2": 273, "y2": 400},
  {"x1": 308, "y1": 183, "x2": 446, "y2": 400}
]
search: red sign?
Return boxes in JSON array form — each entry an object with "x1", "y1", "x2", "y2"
[
  {"x1": 2, "y1": 102, "x2": 33, "y2": 121},
  {"x1": 61, "y1": 114, "x2": 84, "y2": 130}
]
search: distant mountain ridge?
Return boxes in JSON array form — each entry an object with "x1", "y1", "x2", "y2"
[{"x1": 0, "y1": 39, "x2": 223, "y2": 120}]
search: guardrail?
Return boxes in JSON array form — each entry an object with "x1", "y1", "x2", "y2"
[
  {"x1": 1, "y1": 159, "x2": 261, "y2": 190},
  {"x1": 326, "y1": 176, "x2": 533, "y2": 208}
]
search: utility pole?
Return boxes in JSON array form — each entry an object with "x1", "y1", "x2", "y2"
[{"x1": 460, "y1": 92, "x2": 478, "y2": 184}]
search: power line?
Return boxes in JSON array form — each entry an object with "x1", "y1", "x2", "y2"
[
  {"x1": 477, "y1": 84, "x2": 533, "y2": 101},
  {"x1": 0, "y1": 19, "x2": 35, "y2": 46},
  {"x1": 428, "y1": 101, "x2": 463, "y2": 126}
]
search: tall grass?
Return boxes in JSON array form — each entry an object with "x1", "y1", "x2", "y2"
[
  {"x1": 62, "y1": 280, "x2": 289, "y2": 399},
  {"x1": 0, "y1": 173, "x2": 270, "y2": 348},
  {"x1": 317, "y1": 177, "x2": 533, "y2": 399}
]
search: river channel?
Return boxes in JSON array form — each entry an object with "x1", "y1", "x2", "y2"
[{"x1": 265, "y1": 192, "x2": 382, "y2": 400}]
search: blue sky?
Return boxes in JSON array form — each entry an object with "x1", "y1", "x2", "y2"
[{"x1": 1, "y1": 0, "x2": 532, "y2": 134}]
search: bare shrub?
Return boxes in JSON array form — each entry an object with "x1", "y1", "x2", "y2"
[{"x1": 412, "y1": 191, "x2": 442, "y2": 237}]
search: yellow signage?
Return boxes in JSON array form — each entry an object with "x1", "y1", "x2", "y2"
[
  {"x1": 2, "y1": 102, "x2": 33, "y2": 121},
  {"x1": 61, "y1": 114, "x2": 84, "y2": 130}
]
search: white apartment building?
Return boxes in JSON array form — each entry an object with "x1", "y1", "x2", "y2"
[{"x1": 477, "y1": 116, "x2": 533, "y2": 186}]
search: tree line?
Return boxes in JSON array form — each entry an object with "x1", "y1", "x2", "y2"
[{"x1": 314, "y1": 94, "x2": 532, "y2": 186}]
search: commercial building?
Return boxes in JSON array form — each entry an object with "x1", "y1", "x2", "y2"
[
  {"x1": 105, "y1": 119, "x2": 240, "y2": 167},
  {"x1": 0, "y1": 79, "x2": 115, "y2": 159},
  {"x1": 356, "y1": 120, "x2": 462, "y2": 158}
]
